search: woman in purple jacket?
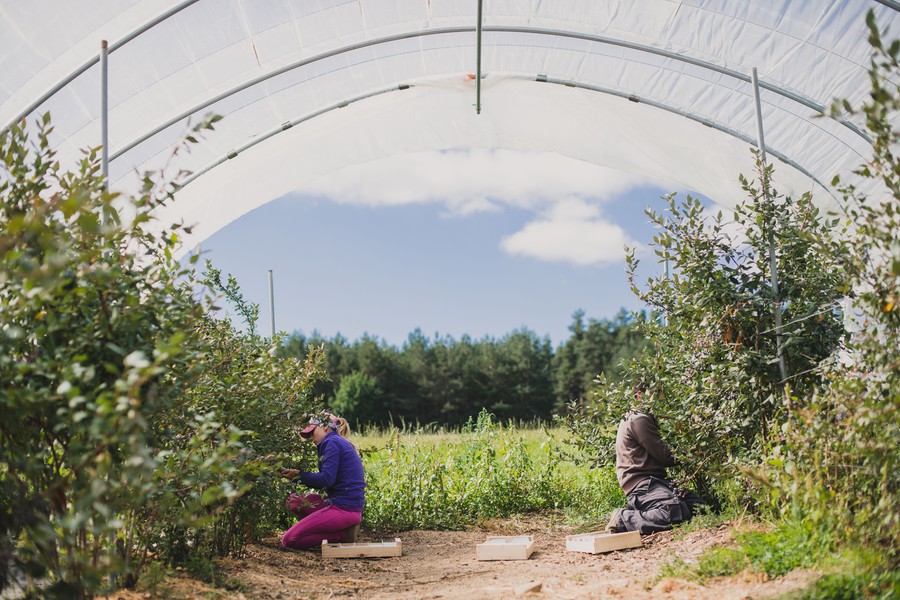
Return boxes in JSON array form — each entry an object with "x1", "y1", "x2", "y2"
[{"x1": 278, "y1": 411, "x2": 366, "y2": 549}]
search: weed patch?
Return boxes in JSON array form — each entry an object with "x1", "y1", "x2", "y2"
[
  {"x1": 737, "y1": 521, "x2": 832, "y2": 578},
  {"x1": 660, "y1": 519, "x2": 834, "y2": 585},
  {"x1": 777, "y1": 570, "x2": 900, "y2": 600},
  {"x1": 660, "y1": 547, "x2": 749, "y2": 584},
  {"x1": 136, "y1": 562, "x2": 179, "y2": 599},
  {"x1": 181, "y1": 557, "x2": 246, "y2": 593}
]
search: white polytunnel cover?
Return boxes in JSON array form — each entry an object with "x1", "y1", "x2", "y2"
[{"x1": 2, "y1": 1, "x2": 898, "y2": 252}]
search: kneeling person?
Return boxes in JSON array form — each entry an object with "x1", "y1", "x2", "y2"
[
  {"x1": 279, "y1": 412, "x2": 365, "y2": 549},
  {"x1": 607, "y1": 389, "x2": 703, "y2": 536}
]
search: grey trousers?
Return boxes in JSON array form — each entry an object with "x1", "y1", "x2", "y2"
[{"x1": 617, "y1": 476, "x2": 703, "y2": 535}]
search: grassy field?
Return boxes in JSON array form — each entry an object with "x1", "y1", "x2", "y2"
[{"x1": 353, "y1": 412, "x2": 623, "y2": 532}]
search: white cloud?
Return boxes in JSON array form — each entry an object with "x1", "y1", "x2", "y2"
[
  {"x1": 501, "y1": 196, "x2": 634, "y2": 266},
  {"x1": 297, "y1": 148, "x2": 647, "y2": 212},
  {"x1": 501, "y1": 218, "x2": 631, "y2": 266},
  {"x1": 544, "y1": 197, "x2": 603, "y2": 221},
  {"x1": 296, "y1": 149, "x2": 654, "y2": 266}
]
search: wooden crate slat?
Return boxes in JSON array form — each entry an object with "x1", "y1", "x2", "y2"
[
  {"x1": 476, "y1": 535, "x2": 535, "y2": 561},
  {"x1": 565, "y1": 530, "x2": 641, "y2": 554},
  {"x1": 321, "y1": 538, "x2": 402, "y2": 558}
]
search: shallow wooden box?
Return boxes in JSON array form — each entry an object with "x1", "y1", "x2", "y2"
[
  {"x1": 565, "y1": 530, "x2": 641, "y2": 554},
  {"x1": 321, "y1": 538, "x2": 402, "y2": 558},
  {"x1": 476, "y1": 535, "x2": 535, "y2": 561}
]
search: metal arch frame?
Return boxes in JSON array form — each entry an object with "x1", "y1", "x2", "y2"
[
  {"x1": 174, "y1": 83, "x2": 413, "y2": 189},
  {"x1": 97, "y1": 24, "x2": 872, "y2": 164},
  {"x1": 169, "y1": 75, "x2": 834, "y2": 203},
  {"x1": 875, "y1": 0, "x2": 900, "y2": 11},
  {"x1": 536, "y1": 76, "x2": 837, "y2": 201},
  {"x1": 4, "y1": 2, "x2": 897, "y2": 139},
  {"x1": 0, "y1": 0, "x2": 203, "y2": 135}
]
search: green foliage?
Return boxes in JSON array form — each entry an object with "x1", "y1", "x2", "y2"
[
  {"x1": 282, "y1": 312, "x2": 648, "y2": 427},
  {"x1": 200, "y1": 260, "x2": 260, "y2": 336},
  {"x1": 660, "y1": 520, "x2": 830, "y2": 584},
  {"x1": 0, "y1": 115, "x2": 325, "y2": 597},
  {"x1": 572, "y1": 11, "x2": 900, "y2": 589},
  {"x1": 737, "y1": 521, "x2": 832, "y2": 578},
  {"x1": 360, "y1": 411, "x2": 622, "y2": 531},
  {"x1": 763, "y1": 10, "x2": 900, "y2": 559},
  {"x1": 791, "y1": 571, "x2": 900, "y2": 600},
  {"x1": 181, "y1": 556, "x2": 245, "y2": 592},
  {"x1": 567, "y1": 14, "x2": 900, "y2": 588},
  {"x1": 284, "y1": 327, "x2": 567, "y2": 425},
  {"x1": 564, "y1": 178, "x2": 848, "y2": 507},
  {"x1": 552, "y1": 309, "x2": 649, "y2": 411},
  {"x1": 666, "y1": 524, "x2": 897, "y2": 597},
  {"x1": 136, "y1": 561, "x2": 174, "y2": 599},
  {"x1": 333, "y1": 371, "x2": 384, "y2": 429}
]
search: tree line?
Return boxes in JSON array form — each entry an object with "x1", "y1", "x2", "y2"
[{"x1": 279, "y1": 308, "x2": 649, "y2": 427}]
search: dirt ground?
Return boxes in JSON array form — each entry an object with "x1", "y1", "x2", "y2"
[{"x1": 107, "y1": 519, "x2": 816, "y2": 600}]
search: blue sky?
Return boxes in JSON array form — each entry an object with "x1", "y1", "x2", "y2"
[{"x1": 195, "y1": 150, "x2": 713, "y2": 347}]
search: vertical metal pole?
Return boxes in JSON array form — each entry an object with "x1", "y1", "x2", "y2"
[
  {"x1": 268, "y1": 269, "x2": 276, "y2": 338},
  {"x1": 100, "y1": 40, "x2": 109, "y2": 189},
  {"x1": 475, "y1": 0, "x2": 483, "y2": 114},
  {"x1": 100, "y1": 44, "x2": 112, "y2": 585},
  {"x1": 751, "y1": 67, "x2": 788, "y2": 384}
]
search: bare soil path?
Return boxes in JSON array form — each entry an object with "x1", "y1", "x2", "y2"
[{"x1": 109, "y1": 519, "x2": 815, "y2": 599}]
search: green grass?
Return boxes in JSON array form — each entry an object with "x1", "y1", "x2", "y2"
[
  {"x1": 659, "y1": 520, "x2": 828, "y2": 584},
  {"x1": 784, "y1": 570, "x2": 900, "y2": 600},
  {"x1": 736, "y1": 520, "x2": 832, "y2": 578},
  {"x1": 356, "y1": 411, "x2": 623, "y2": 532},
  {"x1": 659, "y1": 518, "x2": 871, "y2": 591},
  {"x1": 354, "y1": 413, "x2": 899, "y2": 600},
  {"x1": 659, "y1": 546, "x2": 749, "y2": 583},
  {"x1": 778, "y1": 546, "x2": 900, "y2": 600}
]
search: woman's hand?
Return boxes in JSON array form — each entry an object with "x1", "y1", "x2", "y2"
[{"x1": 278, "y1": 467, "x2": 300, "y2": 480}]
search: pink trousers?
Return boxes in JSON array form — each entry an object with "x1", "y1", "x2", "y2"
[{"x1": 281, "y1": 493, "x2": 362, "y2": 550}]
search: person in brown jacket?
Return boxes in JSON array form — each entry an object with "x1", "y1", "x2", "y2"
[{"x1": 605, "y1": 387, "x2": 704, "y2": 535}]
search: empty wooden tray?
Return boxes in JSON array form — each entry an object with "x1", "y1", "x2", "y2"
[
  {"x1": 565, "y1": 530, "x2": 641, "y2": 554},
  {"x1": 476, "y1": 535, "x2": 535, "y2": 561},
  {"x1": 321, "y1": 538, "x2": 402, "y2": 558}
]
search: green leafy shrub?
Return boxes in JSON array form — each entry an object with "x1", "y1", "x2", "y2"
[
  {"x1": 0, "y1": 115, "x2": 325, "y2": 597},
  {"x1": 564, "y1": 172, "x2": 849, "y2": 509},
  {"x1": 766, "y1": 11, "x2": 900, "y2": 560},
  {"x1": 569, "y1": 13, "x2": 899, "y2": 583}
]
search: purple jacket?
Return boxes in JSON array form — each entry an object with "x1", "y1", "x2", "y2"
[{"x1": 299, "y1": 431, "x2": 366, "y2": 510}]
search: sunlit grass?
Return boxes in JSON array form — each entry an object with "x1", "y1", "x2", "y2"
[{"x1": 353, "y1": 411, "x2": 623, "y2": 532}]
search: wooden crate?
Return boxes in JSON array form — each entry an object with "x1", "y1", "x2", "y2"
[
  {"x1": 321, "y1": 538, "x2": 402, "y2": 558},
  {"x1": 565, "y1": 530, "x2": 641, "y2": 554},
  {"x1": 476, "y1": 535, "x2": 535, "y2": 561}
]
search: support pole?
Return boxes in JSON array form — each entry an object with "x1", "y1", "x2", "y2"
[
  {"x1": 268, "y1": 269, "x2": 276, "y2": 338},
  {"x1": 751, "y1": 67, "x2": 788, "y2": 384},
  {"x1": 475, "y1": 0, "x2": 483, "y2": 114},
  {"x1": 100, "y1": 40, "x2": 109, "y2": 188}
]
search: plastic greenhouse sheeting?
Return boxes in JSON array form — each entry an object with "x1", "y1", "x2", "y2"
[{"x1": 1, "y1": 0, "x2": 897, "y2": 252}]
